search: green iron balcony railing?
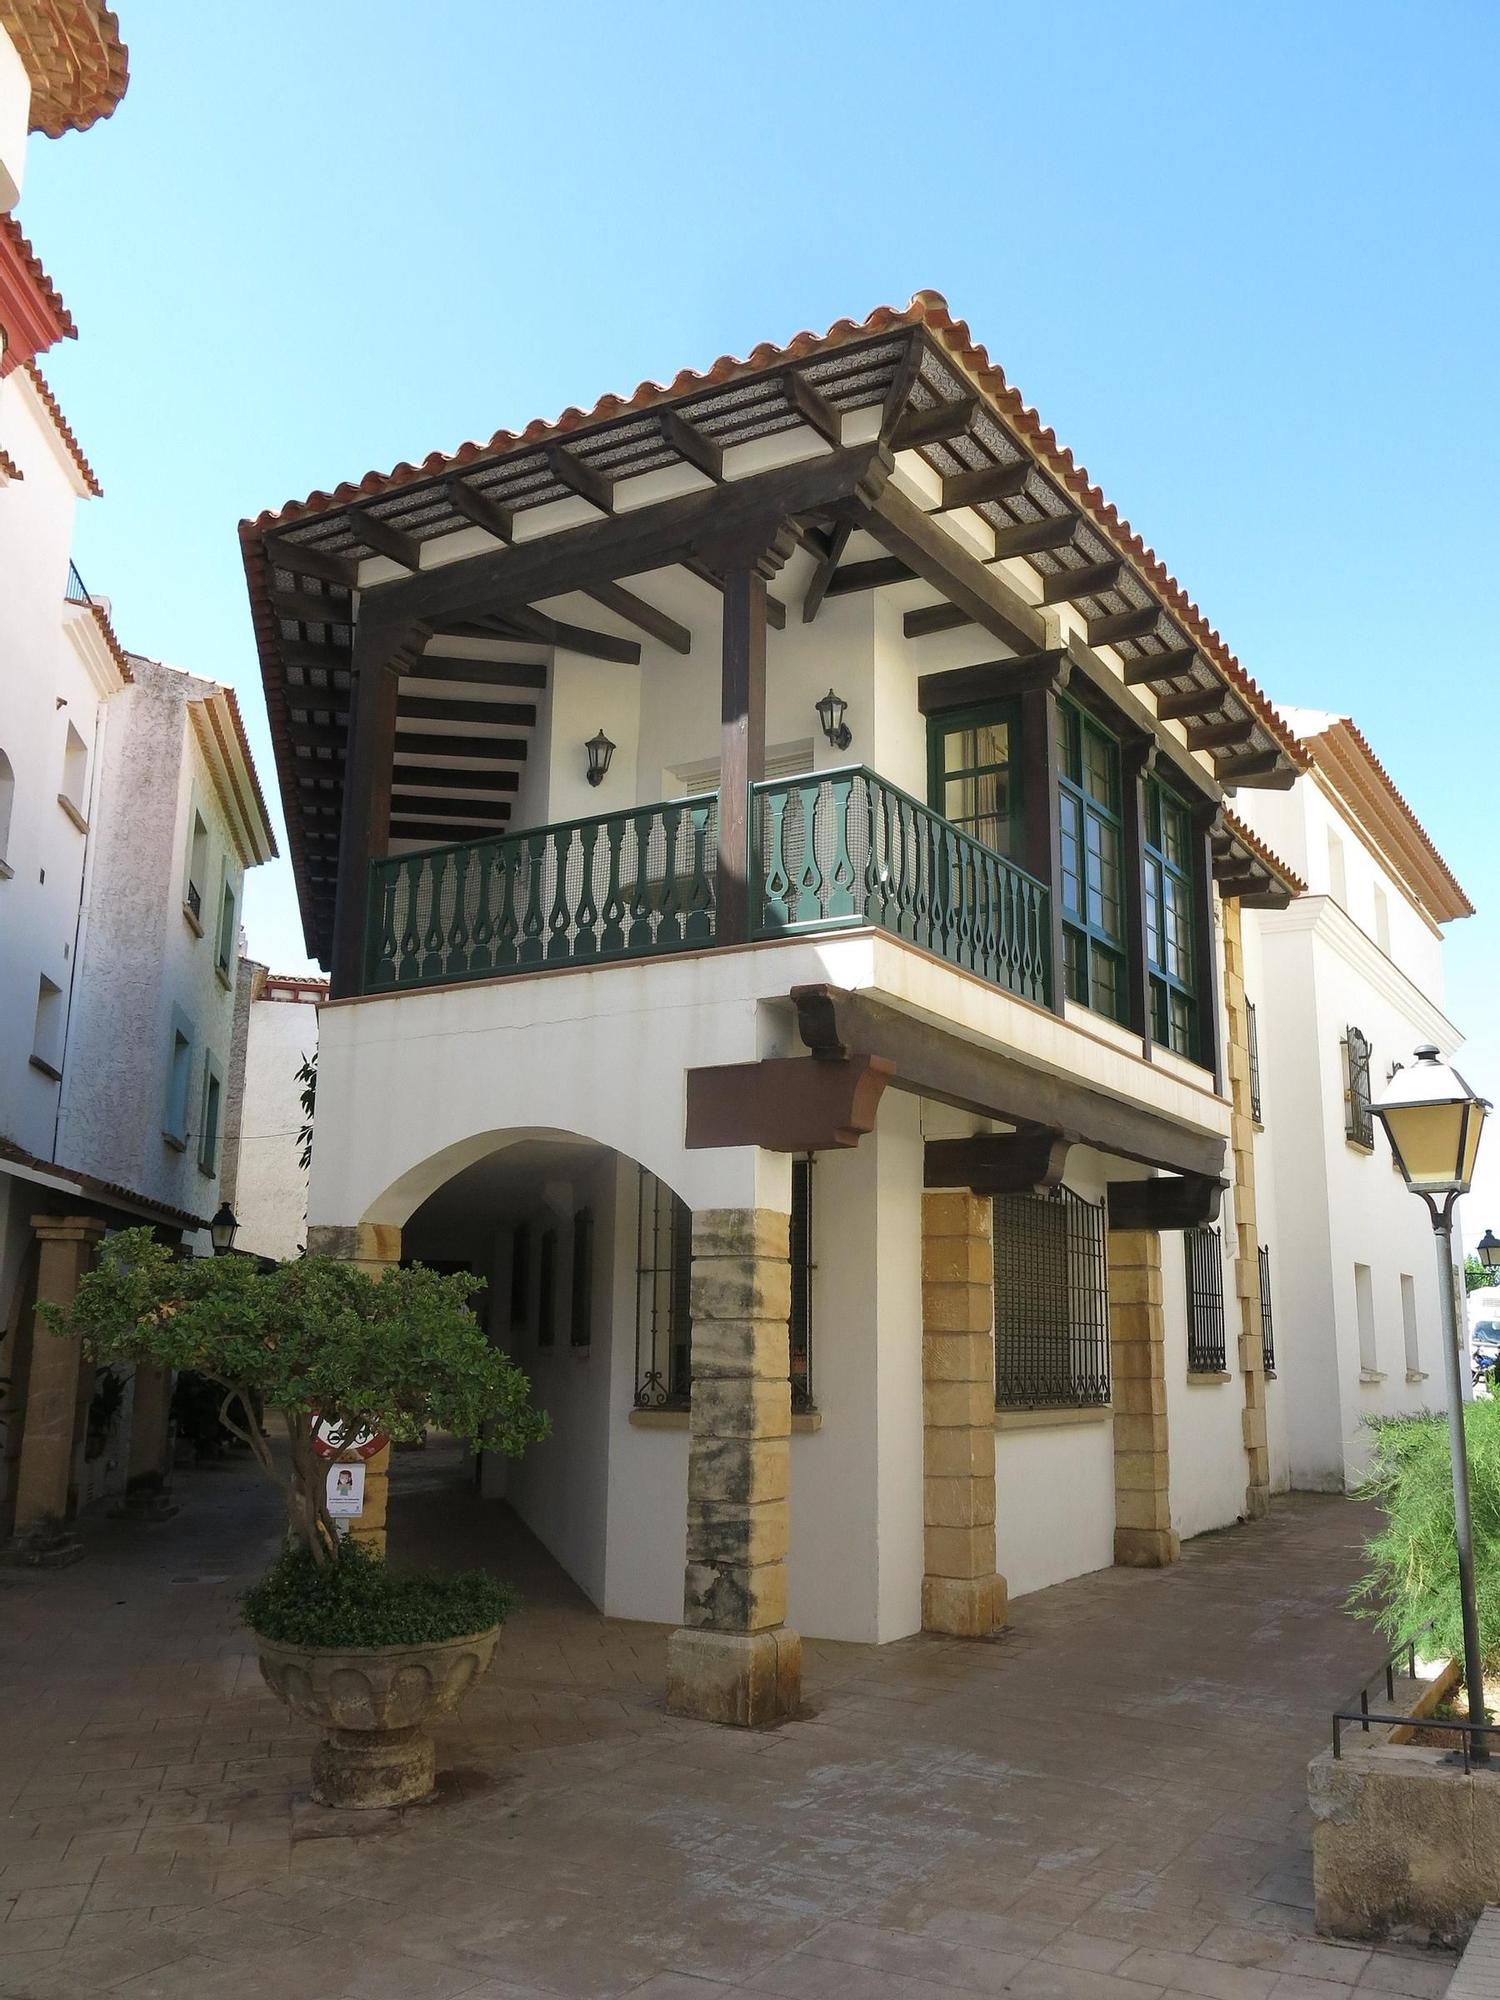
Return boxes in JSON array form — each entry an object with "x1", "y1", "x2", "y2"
[
  {"x1": 752, "y1": 767, "x2": 1051, "y2": 1006},
  {"x1": 363, "y1": 766, "x2": 1051, "y2": 1006}
]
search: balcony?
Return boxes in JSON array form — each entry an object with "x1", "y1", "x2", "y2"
[{"x1": 362, "y1": 766, "x2": 1051, "y2": 1009}]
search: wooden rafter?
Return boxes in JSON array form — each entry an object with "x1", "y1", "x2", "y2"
[
  {"x1": 903, "y1": 602, "x2": 971, "y2": 640},
  {"x1": 990, "y1": 514, "x2": 1077, "y2": 562},
  {"x1": 866, "y1": 483, "x2": 1045, "y2": 659},
  {"x1": 659, "y1": 406, "x2": 723, "y2": 482},
  {"x1": 783, "y1": 371, "x2": 843, "y2": 446},
  {"x1": 545, "y1": 442, "x2": 615, "y2": 515},
  {"x1": 445, "y1": 477, "x2": 516, "y2": 542},
  {"x1": 1041, "y1": 560, "x2": 1122, "y2": 606},
  {"x1": 1121, "y1": 647, "x2": 1197, "y2": 685},
  {"x1": 1188, "y1": 717, "x2": 1256, "y2": 752},
  {"x1": 391, "y1": 792, "x2": 512, "y2": 822},
  {"x1": 940, "y1": 460, "x2": 1031, "y2": 511},
  {"x1": 824, "y1": 556, "x2": 915, "y2": 598},
  {"x1": 271, "y1": 586, "x2": 353, "y2": 624},
  {"x1": 800, "y1": 520, "x2": 852, "y2": 625},
  {"x1": 495, "y1": 607, "x2": 640, "y2": 664},
  {"x1": 582, "y1": 581, "x2": 692, "y2": 655},
  {"x1": 407, "y1": 656, "x2": 548, "y2": 689},
  {"x1": 1088, "y1": 606, "x2": 1161, "y2": 648},
  {"x1": 1156, "y1": 686, "x2": 1226, "y2": 723},
  {"x1": 890, "y1": 396, "x2": 977, "y2": 452},
  {"x1": 391, "y1": 765, "x2": 519, "y2": 794},
  {"x1": 353, "y1": 509, "x2": 422, "y2": 571}
]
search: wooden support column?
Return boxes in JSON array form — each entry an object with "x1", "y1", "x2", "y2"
[
  {"x1": 1220, "y1": 899, "x2": 1271, "y2": 1520},
  {"x1": 716, "y1": 562, "x2": 769, "y2": 946},
  {"x1": 11, "y1": 1216, "x2": 106, "y2": 1558},
  {"x1": 304, "y1": 1222, "x2": 402, "y2": 1553},
  {"x1": 1020, "y1": 683, "x2": 1066, "y2": 1015},
  {"x1": 667, "y1": 1208, "x2": 800, "y2": 1725},
  {"x1": 921, "y1": 1192, "x2": 1005, "y2": 1635},
  {"x1": 1107, "y1": 1227, "x2": 1179, "y2": 1568},
  {"x1": 330, "y1": 614, "x2": 405, "y2": 1001}
]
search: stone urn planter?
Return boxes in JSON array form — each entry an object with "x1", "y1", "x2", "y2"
[{"x1": 255, "y1": 1624, "x2": 500, "y2": 1807}]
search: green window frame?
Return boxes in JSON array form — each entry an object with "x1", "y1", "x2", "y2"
[
  {"x1": 1055, "y1": 698, "x2": 1126, "y2": 1022},
  {"x1": 1144, "y1": 777, "x2": 1198, "y2": 1058},
  {"x1": 925, "y1": 700, "x2": 1021, "y2": 859}
]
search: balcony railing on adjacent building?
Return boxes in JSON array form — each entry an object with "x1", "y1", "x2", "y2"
[
  {"x1": 363, "y1": 766, "x2": 1051, "y2": 1008},
  {"x1": 65, "y1": 561, "x2": 92, "y2": 605}
]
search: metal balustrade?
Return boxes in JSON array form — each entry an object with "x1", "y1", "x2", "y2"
[
  {"x1": 364, "y1": 795, "x2": 718, "y2": 992},
  {"x1": 752, "y1": 766, "x2": 1051, "y2": 1006},
  {"x1": 362, "y1": 766, "x2": 1052, "y2": 1005}
]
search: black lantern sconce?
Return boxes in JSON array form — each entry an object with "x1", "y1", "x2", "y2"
[
  {"x1": 815, "y1": 688, "x2": 852, "y2": 752},
  {"x1": 585, "y1": 729, "x2": 616, "y2": 788},
  {"x1": 209, "y1": 1201, "x2": 240, "y2": 1256}
]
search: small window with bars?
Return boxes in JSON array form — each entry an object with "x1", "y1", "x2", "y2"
[
  {"x1": 1343, "y1": 1027, "x2": 1374, "y2": 1148},
  {"x1": 1185, "y1": 1225, "x2": 1227, "y2": 1373},
  {"x1": 1247, "y1": 999, "x2": 1263, "y2": 1124},
  {"x1": 1258, "y1": 1243, "x2": 1275, "y2": 1377},
  {"x1": 634, "y1": 1164, "x2": 815, "y2": 1410},
  {"x1": 993, "y1": 1186, "x2": 1110, "y2": 1410}
]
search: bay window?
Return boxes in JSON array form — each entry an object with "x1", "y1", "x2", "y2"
[
  {"x1": 1144, "y1": 778, "x2": 1198, "y2": 1058},
  {"x1": 1055, "y1": 698, "x2": 1126, "y2": 1022}
]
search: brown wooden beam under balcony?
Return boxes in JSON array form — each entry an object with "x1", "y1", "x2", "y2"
[
  {"x1": 685, "y1": 1054, "x2": 894, "y2": 1153},
  {"x1": 924, "y1": 1132, "x2": 1073, "y2": 1195},
  {"x1": 1107, "y1": 1173, "x2": 1226, "y2": 1231}
]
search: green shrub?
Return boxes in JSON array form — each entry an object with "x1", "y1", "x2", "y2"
[
  {"x1": 244, "y1": 1540, "x2": 515, "y2": 1649},
  {"x1": 1352, "y1": 1402, "x2": 1500, "y2": 1670}
]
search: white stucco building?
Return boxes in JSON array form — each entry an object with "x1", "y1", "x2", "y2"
[
  {"x1": 1238, "y1": 710, "x2": 1472, "y2": 1494},
  {"x1": 245, "y1": 292, "x2": 1401, "y2": 1723},
  {"x1": 1, "y1": 4, "x2": 277, "y2": 1547},
  {"x1": 221, "y1": 964, "x2": 324, "y2": 1264}
]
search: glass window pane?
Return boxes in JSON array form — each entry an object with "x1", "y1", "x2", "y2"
[
  {"x1": 1059, "y1": 795, "x2": 1082, "y2": 916},
  {"x1": 944, "y1": 770, "x2": 1012, "y2": 856},
  {"x1": 1083, "y1": 725, "x2": 1117, "y2": 809},
  {"x1": 1089, "y1": 943, "x2": 1122, "y2": 1019}
]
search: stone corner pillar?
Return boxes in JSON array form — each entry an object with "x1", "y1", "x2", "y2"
[
  {"x1": 1220, "y1": 898, "x2": 1272, "y2": 1522},
  {"x1": 666, "y1": 1206, "x2": 801, "y2": 1727},
  {"x1": 1107, "y1": 1226, "x2": 1180, "y2": 1569},
  {"x1": 921, "y1": 1191, "x2": 1006, "y2": 1637},
  {"x1": 305, "y1": 1220, "x2": 401, "y2": 1556},
  {"x1": 11, "y1": 1214, "x2": 108, "y2": 1558},
  {"x1": 114, "y1": 1361, "x2": 179, "y2": 1520}
]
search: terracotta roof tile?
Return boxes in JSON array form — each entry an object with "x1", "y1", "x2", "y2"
[
  {"x1": 0, "y1": 1132, "x2": 208, "y2": 1232},
  {"x1": 246, "y1": 291, "x2": 1304, "y2": 773},
  {"x1": 1221, "y1": 806, "x2": 1305, "y2": 896},
  {"x1": 217, "y1": 682, "x2": 280, "y2": 862},
  {"x1": 0, "y1": 0, "x2": 128, "y2": 136},
  {"x1": 0, "y1": 445, "x2": 21, "y2": 481},
  {"x1": 1298, "y1": 715, "x2": 1472, "y2": 922},
  {"x1": 23, "y1": 358, "x2": 100, "y2": 494},
  {"x1": 0, "y1": 213, "x2": 76, "y2": 339}
]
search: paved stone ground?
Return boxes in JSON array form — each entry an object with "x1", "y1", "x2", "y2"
[{"x1": 0, "y1": 1444, "x2": 1457, "y2": 2000}]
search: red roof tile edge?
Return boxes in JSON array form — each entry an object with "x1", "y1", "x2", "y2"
[
  {"x1": 218, "y1": 683, "x2": 280, "y2": 862},
  {"x1": 23, "y1": 359, "x2": 101, "y2": 495},
  {"x1": 1305, "y1": 719, "x2": 1473, "y2": 919},
  {"x1": 0, "y1": 446, "x2": 22, "y2": 481},
  {"x1": 0, "y1": 213, "x2": 76, "y2": 340},
  {"x1": 1221, "y1": 807, "x2": 1305, "y2": 896},
  {"x1": 0, "y1": 1132, "x2": 208, "y2": 1233},
  {"x1": 243, "y1": 289, "x2": 1306, "y2": 774}
]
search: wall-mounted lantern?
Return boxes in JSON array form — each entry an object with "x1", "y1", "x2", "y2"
[
  {"x1": 209, "y1": 1201, "x2": 239, "y2": 1256},
  {"x1": 815, "y1": 688, "x2": 852, "y2": 752},
  {"x1": 585, "y1": 729, "x2": 616, "y2": 789}
]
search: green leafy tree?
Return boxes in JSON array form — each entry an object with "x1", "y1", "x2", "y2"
[
  {"x1": 1466, "y1": 1256, "x2": 1495, "y2": 1297},
  {"x1": 1352, "y1": 1405, "x2": 1500, "y2": 1682},
  {"x1": 43, "y1": 1229, "x2": 547, "y2": 1566}
]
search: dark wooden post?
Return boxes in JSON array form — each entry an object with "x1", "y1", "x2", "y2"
[
  {"x1": 713, "y1": 524, "x2": 796, "y2": 945},
  {"x1": 1190, "y1": 801, "x2": 1223, "y2": 1091},
  {"x1": 1121, "y1": 740, "x2": 1152, "y2": 1051},
  {"x1": 331, "y1": 610, "x2": 405, "y2": 999},
  {"x1": 1019, "y1": 683, "x2": 1066, "y2": 1015}
]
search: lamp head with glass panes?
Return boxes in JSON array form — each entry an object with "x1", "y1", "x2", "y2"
[{"x1": 1373, "y1": 1046, "x2": 1488, "y2": 1201}]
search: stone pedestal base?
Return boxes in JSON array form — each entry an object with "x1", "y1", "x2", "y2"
[
  {"x1": 922, "y1": 1572, "x2": 1006, "y2": 1637},
  {"x1": 666, "y1": 1625, "x2": 801, "y2": 1727},
  {"x1": 312, "y1": 1725, "x2": 434, "y2": 1809},
  {"x1": 1114, "y1": 1525, "x2": 1180, "y2": 1568}
]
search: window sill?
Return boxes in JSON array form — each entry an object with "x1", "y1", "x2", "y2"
[
  {"x1": 215, "y1": 962, "x2": 233, "y2": 991},
  {"x1": 0, "y1": 859, "x2": 13, "y2": 881},
  {"x1": 1360, "y1": 1368, "x2": 1387, "y2": 1385},
  {"x1": 197, "y1": 1159, "x2": 217, "y2": 1178},
  {"x1": 1406, "y1": 1369, "x2": 1429, "y2": 1384},
  {"x1": 1346, "y1": 1137, "x2": 1376, "y2": 1156},
  {"x1": 56, "y1": 793, "x2": 89, "y2": 834},
  {"x1": 182, "y1": 902, "x2": 204, "y2": 938},
  {"x1": 28, "y1": 1054, "x2": 63, "y2": 1082},
  {"x1": 628, "y1": 1407, "x2": 824, "y2": 1433},
  {"x1": 994, "y1": 1404, "x2": 1112, "y2": 1433},
  {"x1": 1186, "y1": 1369, "x2": 1232, "y2": 1385},
  {"x1": 161, "y1": 1129, "x2": 187, "y2": 1153}
]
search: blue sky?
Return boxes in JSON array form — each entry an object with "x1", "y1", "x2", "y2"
[{"x1": 18, "y1": 1, "x2": 1500, "y2": 1222}]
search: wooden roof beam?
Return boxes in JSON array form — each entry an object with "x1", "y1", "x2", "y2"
[
  {"x1": 990, "y1": 514, "x2": 1078, "y2": 562},
  {"x1": 939, "y1": 460, "x2": 1032, "y2": 512},
  {"x1": 391, "y1": 765, "x2": 520, "y2": 794},
  {"x1": 865, "y1": 482, "x2": 1046, "y2": 658},
  {"x1": 1188, "y1": 717, "x2": 1256, "y2": 752},
  {"x1": 264, "y1": 537, "x2": 358, "y2": 589},
  {"x1": 684, "y1": 556, "x2": 788, "y2": 630},
  {"x1": 1041, "y1": 560, "x2": 1122, "y2": 606},
  {"x1": 890, "y1": 395, "x2": 977, "y2": 452},
  {"x1": 390, "y1": 793, "x2": 512, "y2": 822},
  {"x1": 395, "y1": 729, "x2": 527, "y2": 762},
  {"x1": 400, "y1": 695, "x2": 538, "y2": 728},
  {"x1": 353, "y1": 509, "x2": 422, "y2": 571},
  {"x1": 545, "y1": 442, "x2": 616, "y2": 515},
  {"x1": 800, "y1": 520, "x2": 852, "y2": 625},
  {"x1": 1218, "y1": 749, "x2": 1298, "y2": 790},
  {"x1": 659, "y1": 406, "x2": 723, "y2": 482},
  {"x1": 445, "y1": 477, "x2": 516, "y2": 542},
  {"x1": 390, "y1": 817, "x2": 511, "y2": 844},
  {"x1": 271, "y1": 585, "x2": 353, "y2": 624},
  {"x1": 1157, "y1": 686, "x2": 1227, "y2": 722},
  {"x1": 1121, "y1": 647, "x2": 1197, "y2": 685},
  {"x1": 496, "y1": 607, "x2": 640, "y2": 664},
  {"x1": 903, "y1": 602, "x2": 971, "y2": 640},
  {"x1": 824, "y1": 556, "x2": 915, "y2": 599},
  {"x1": 408, "y1": 655, "x2": 547, "y2": 689},
  {"x1": 1088, "y1": 605, "x2": 1161, "y2": 648},
  {"x1": 582, "y1": 582, "x2": 692, "y2": 655},
  {"x1": 784, "y1": 371, "x2": 843, "y2": 446}
]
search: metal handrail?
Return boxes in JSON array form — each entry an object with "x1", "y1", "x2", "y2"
[
  {"x1": 65, "y1": 561, "x2": 92, "y2": 605},
  {"x1": 1330, "y1": 1625, "x2": 1493, "y2": 1774}
]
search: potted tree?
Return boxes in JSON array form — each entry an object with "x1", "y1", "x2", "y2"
[{"x1": 45, "y1": 1228, "x2": 547, "y2": 1808}]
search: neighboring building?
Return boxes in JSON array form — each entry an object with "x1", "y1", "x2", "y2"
[
  {"x1": 0, "y1": 4, "x2": 277, "y2": 1550},
  {"x1": 221, "y1": 962, "x2": 324, "y2": 1264},
  {"x1": 242, "y1": 291, "x2": 1352, "y2": 1725},
  {"x1": 1237, "y1": 709, "x2": 1472, "y2": 1494}
]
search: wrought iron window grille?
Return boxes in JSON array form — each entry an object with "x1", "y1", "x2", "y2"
[
  {"x1": 1185, "y1": 1224, "x2": 1227, "y2": 1373},
  {"x1": 790, "y1": 1156, "x2": 816, "y2": 1414},
  {"x1": 1247, "y1": 999, "x2": 1263, "y2": 1124},
  {"x1": 993, "y1": 1185, "x2": 1110, "y2": 1411},
  {"x1": 1343, "y1": 1027, "x2": 1375, "y2": 1148},
  {"x1": 1258, "y1": 1241, "x2": 1275, "y2": 1377},
  {"x1": 635, "y1": 1169, "x2": 693, "y2": 1409}
]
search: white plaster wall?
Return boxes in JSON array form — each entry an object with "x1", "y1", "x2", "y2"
[
  {"x1": 1239, "y1": 911, "x2": 1291, "y2": 1493},
  {"x1": 56, "y1": 662, "x2": 245, "y2": 1234},
  {"x1": 0, "y1": 24, "x2": 29, "y2": 210},
  {"x1": 995, "y1": 1419, "x2": 1115, "y2": 1599},
  {"x1": 1161, "y1": 1219, "x2": 1252, "y2": 1542},
  {"x1": 233, "y1": 991, "x2": 318, "y2": 1262},
  {"x1": 0, "y1": 375, "x2": 113, "y2": 1172},
  {"x1": 872, "y1": 1092, "x2": 926, "y2": 1640}
]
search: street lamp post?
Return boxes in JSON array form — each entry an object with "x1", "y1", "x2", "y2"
[{"x1": 1373, "y1": 1045, "x2": 1491, "y2": 1761}]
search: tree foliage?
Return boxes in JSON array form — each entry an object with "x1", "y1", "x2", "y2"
[
  {"x1": 43, "y1": 1228, "x2": 547, "y2": 1566},
  {"x1": 1465, "y1": 1256, "x2": 1496, "y2": 1297},
  {"x1": 1352, "y1": 1404, "x2": 1500, "y2": 1679}
]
